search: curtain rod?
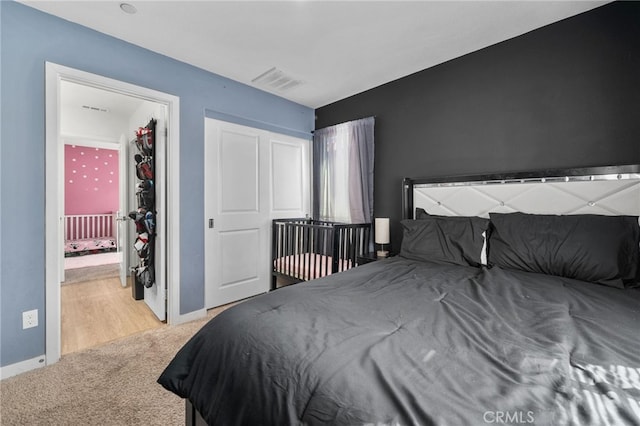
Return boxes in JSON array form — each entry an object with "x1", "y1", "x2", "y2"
[{"x1": 312, "y1": 115, "x2": 376, "y2": 133}]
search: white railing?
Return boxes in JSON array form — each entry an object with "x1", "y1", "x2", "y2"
[{"x1": 64, "y1": 213, "x2": 116, "y2": 241}]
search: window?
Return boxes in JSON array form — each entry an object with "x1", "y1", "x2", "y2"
[{"x1": 313, "y1": 117, "x2": 374, "y2": 224}]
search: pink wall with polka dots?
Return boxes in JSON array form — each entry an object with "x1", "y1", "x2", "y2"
[{"x1": 64, "y1": 144, "x2": 119, "y2": 215}]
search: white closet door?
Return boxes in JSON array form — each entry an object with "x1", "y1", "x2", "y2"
[{"x1": 205, "y1": 118, "x2": 310, "y2": 309}]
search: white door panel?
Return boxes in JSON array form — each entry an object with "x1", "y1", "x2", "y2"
[
  {"x1": 220, "y1": 131, "x2": 260, "y2": 213},
  {"x1": 206, "y1": 119, "x2": 269, "y2": 309},
  {"x1": 128, "y1": 140, "x2": 139, "y2": 290},
  {"x1": 220, "y1": 229, "x2": 260, "y2": 284},
  {"x1": 144, "y1": 110, "x2": 167, "y2": 321},
  {"x1": 205, "y1": 118, "x2": 310, "y2": 309},
  {"x1": 117, "y1": 136, "x2": 129, "y2": 288},
  {"x1": 269, "y1": 135, "x2": 311, "y2": 219},
  {"x1": 217, "y1": 228, "x2": 264, "y2": 304},
  {"x1": 116, "y1": 210, "x2": 128, "y2": 288},
  {"x1": 271, "y1": 142, "x2": 304, "y2": 212}
]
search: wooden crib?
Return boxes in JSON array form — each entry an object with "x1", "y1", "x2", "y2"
[
  {"x1": 64, "y1": 213, "x2": 117, "y2": 256},
  {"x1": 271, "y1": 218, "x2": 371, "y2": 289}
]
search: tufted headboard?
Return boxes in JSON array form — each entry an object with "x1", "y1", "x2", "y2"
[{"x1": 402, "y1": 164, "x2": 640, "y2": 220}]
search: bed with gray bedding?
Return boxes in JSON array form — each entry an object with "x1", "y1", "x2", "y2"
[{"x1": 158, "y1": 165, "x2": 640, "y2": 426}]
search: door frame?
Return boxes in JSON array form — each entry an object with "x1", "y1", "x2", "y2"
[{"x1": 45, "y1": 62, "x2": 182, "y2": 365}]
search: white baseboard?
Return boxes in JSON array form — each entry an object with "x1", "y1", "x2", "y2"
[
  {"x1": 1, "y1": 355, "x2": 46, "y2": 380},
  {"x1": 173, "y1": 308, "x2": 206, "y2": 326}
]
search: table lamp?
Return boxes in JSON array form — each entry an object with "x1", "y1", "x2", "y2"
[{"x1": 375, "y1": 218, "x2": 390, "y2": 258}]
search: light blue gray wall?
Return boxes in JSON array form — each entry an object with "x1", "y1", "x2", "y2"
[{"x1": 0, "y1": 1, "x2": 314, "y2": 367}]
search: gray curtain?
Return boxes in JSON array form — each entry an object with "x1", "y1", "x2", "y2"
[{"x1": 313, "y1": 117, "x2": 374, "y2": 223}]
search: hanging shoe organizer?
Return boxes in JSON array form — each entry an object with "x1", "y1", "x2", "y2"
[{"x1": 129, "y1": 118, "x2": 157, "y2": 297}]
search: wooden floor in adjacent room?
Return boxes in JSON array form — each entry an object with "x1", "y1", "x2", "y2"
[{"x1": 61, "y1": 274, "x2": 164, "y2": 355}]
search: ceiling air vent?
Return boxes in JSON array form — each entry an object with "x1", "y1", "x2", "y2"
[{"x1": 251, "y1": 67, "x2": 303, "y2": 92}]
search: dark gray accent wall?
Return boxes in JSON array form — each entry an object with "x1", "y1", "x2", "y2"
[{"x1": 315, "y1": 1, "x2": 640, "y2": 250}]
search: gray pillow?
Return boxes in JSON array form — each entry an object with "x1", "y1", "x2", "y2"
[
  {"x1": 488, "y1": 212, "x2": 640, "y2": 288},
  {"x1": 401, "y1": 211, "x2": 489, "y2": 267}
]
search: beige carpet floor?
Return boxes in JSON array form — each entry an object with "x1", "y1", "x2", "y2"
[{"x1": 0, "y1": 305, "x2": 235, "y2": 426}]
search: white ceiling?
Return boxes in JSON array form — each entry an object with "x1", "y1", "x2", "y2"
[{"x1": 22, "y1": 1, "x2": 607, "y2": 109}]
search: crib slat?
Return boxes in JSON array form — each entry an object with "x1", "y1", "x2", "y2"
[
  {"x1": 340, "y1": 227, "x2": 345, "y2": 272},
  {"x1": 318, "y1": 225, "x2": 323, "y2": 279},
  {"x1": 335, "y1": 227, "x2": 339, "y2": 272},
  {"x1": 325, "y1": 227, "x2": 332, "y2": 277},
  {"x1": 278, "y1": 222, "x2": 283, "y2": 276},
  {"x1": 347, "y1": 227, "x2": 354, "y2": 271},
  {"x1": 286, "y1": 223, "x2": 292, "y2": 278},
  {"x1": 273, "y1": 223, "x2": 278, "y2": 281},
  {"x1": 295, "y1": 225, "x2": 300, "y2": 280},
  {"x1": 303, "y1": 225, "x2": 309, "y2": 280}
]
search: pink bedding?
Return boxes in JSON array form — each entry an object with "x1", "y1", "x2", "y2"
[{"x1": 64, "y1": 237, "x2": 116, "y2": 256}]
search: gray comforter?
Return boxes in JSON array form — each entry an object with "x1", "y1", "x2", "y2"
[{"x1": 159, "y1": 257, "x2": 640, "y2": 425}]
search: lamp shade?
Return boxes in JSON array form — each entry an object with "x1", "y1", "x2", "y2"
[{"x1": 374, "y1": 218, "x2": 390, "y2": 244}]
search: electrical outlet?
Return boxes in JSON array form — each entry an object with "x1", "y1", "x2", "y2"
[{"x1": 22, "y1": 309, "x2": 38, "y2": 329}]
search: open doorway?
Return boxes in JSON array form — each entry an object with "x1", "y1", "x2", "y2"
[
  {"x1": 59, "y1": 81, "x2": 165, "y2": 354},
  {"x1": 45, "y1": 63, "x2": 182, "y2": 366}
]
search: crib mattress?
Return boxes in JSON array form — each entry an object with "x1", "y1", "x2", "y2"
[{"x1": 274, "y1": 253, "x2": 352, "y2": 281}]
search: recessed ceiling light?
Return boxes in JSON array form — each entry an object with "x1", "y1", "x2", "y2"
[{"x1": 120, "y1": 3, "x2": 137, "y2": 14}]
